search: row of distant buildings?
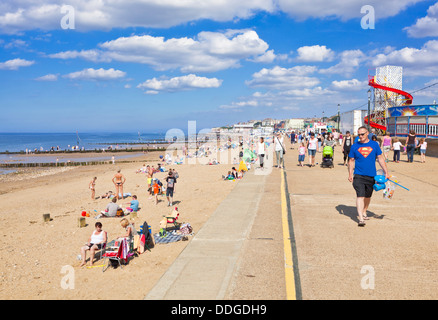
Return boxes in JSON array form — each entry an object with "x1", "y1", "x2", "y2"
[{"x1": 211, "y1": 117, "x2": 340, "y2": 135}]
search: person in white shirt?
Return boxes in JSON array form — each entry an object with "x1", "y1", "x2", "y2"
[
  {"x1": 80, "y1": 222, "x2": 107, "y2": 267},
  {"x1": 419, "y1": 138, "x2": 427, "y2": 163},
  {"x1": 274, "y1": 132, "x2": 285, "y2": 169},
  {"x1": 307, "y1": 132, "x2": 318, "y2": 167},
  {"x1": 391, "y1": 137, "x2": 403, "y2": 163},
  {"x1": 257, "y1": 137, "x2": 266, "y2": 169}
]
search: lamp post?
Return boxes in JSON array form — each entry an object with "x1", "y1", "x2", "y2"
[
  {"x1": 337, "y1": 104, "x2": 340, "y2": 131},
  {"x1": 367, "y1": 88, "x2": 371, "y2": 131}
]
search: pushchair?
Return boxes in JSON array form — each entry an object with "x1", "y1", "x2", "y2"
[{"x1": 320, "y1": 146, "x2": 334, "y2": 168}]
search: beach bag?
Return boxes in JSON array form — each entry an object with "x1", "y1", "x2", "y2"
[
  {"x1": 277, "y1": 137, "x2": 286, "y2": 155},
  {"x1": 116, "y1": 208, "x2": 124, "y2": 217}
]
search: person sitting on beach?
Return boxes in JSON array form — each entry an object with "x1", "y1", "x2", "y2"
[
  {"x1": 118, "y1": 218, "x2": 134, "y2": 244},
  {"x1": 79, "y1": 222, "x2": 107, "y2": 267},
  {"x1": 231, "y1": 167, "x2": 238, "y2": 179},
  {"x1": 125, "y1": 195, "x2": 139, "y2": 213},
  {"x1": 112, "y1": 169, "x2": 126, "y2": 199},
  {"x1": 223, "y1": 171, "x2": 235, "y2": 180},
  {"x1": 97, "y1": 197, "x2": 123, "y2": 218},
  {"x1": 89, "y1": 177, "x2": 97, "y2": 200}
]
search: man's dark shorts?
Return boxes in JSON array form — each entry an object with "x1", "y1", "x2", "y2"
[
  {"x1": 353, "y1": 175, "x2": 375, "y2": 198},
  {"x1": 166, "y1": 188, "x2": 174, "y2": 197}
]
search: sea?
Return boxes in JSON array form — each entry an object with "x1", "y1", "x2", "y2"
[
  {"x1": 0, "y1": 132, "x2": 167, "y2": 171},
  {"x1": 0, "y1": 132, "x2": 167, "y2": 153}
]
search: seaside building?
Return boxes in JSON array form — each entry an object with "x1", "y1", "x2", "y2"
[
  {"x1": 232, "y1": 123, "x2": 254, "y2": 133},
  {"x1": 386, "y1": 104, "x2": 438, "y2": 138},
  {"x1": 285, "y1": 118, "x2": 305, "y2": 131}
]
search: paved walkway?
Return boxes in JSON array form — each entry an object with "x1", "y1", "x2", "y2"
[
  {"x1": 283, "y1": 140, "x2": 438, "y2": 299},
  {"x1": 145, "y1": 168, "x2": 267, "y2": 300}
]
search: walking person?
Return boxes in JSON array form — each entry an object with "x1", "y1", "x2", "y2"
[
  {"x1": 419, "y1": 138, "x2": 427, "y2": 163},
  {"x1": 381, "y1": 132, "x2": 392, "y2": 162},
  {"x1": 348, "y1": 126, "x2": 389, "y2": 227},
  {"x1": 405, "y1": 130, "x2": 417, "y2": 163},
  {"x1": 392, "y1": 137, "x2": 403, "y2": 163},
  {"x1": 341, "y1": 131, "x2": 352, "y2": 166},
  {"x1": 290, "y1": 131, "x2": 296, "y2": 149},
  {"x1": 274, "y1": 132, "x2": 285, "y2": 169},
  {"x1": 165, "y1": 171, "x2": 177, "y2": 206},
  {"x1": 257, "y1": 137, "x2": 266, "y2": 170},
  {"x1": 307, "y1": 132, "x2": 318, "y2": 167},
  {"x1": 298, "y1": 142, "x2": 306, "y2": 167}
]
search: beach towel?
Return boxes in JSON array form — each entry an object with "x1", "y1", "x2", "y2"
[{"x1": 153, "y1": 232, "x2": 182, "y2": 244}]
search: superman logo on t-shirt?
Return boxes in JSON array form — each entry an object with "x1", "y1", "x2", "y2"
[{"x1": 358, "y1": 147, "x2": 373, "y2": 158}]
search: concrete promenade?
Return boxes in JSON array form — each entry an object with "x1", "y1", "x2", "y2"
[
  {"x1": 146, "y1": 139, "x2": 438, "y2": 300},
  {"x1": 145, "y1": 167, "x2": 268, "y2": 299}
]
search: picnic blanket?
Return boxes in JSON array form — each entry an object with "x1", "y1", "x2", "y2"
[{"x1": 153, "y1": 231, "x2": 182, "y2": 244}]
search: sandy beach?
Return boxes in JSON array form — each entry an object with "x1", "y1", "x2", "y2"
[{"x1": 0, "y1": 150, "x2": 238, "y2": 299}]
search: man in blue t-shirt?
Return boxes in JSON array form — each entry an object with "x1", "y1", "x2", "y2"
[{"x1": 348, "y1": 126, "x2": 388, "y2": 227}]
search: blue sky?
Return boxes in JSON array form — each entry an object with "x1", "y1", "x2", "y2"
[{"x1": 1, "y1": 0, "x2": 438, "y2": 133}]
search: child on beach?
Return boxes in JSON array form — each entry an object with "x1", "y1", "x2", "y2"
[
  {"x1": 152, "y1": 179, "x2": 161, "y2": 205},
  {"x1": 298, "y1": 142, "x2": 306, "y2": 167},
  {"x1": 223, "y1": 171, "x2": 234, "y2": 180},
  {"x1": 392, "y1": 138, "x2": 403, "y2": 163},
  {"x1": 125, "y1": 195, "x2": 139, "y2": 213},
  {"x1": 89, "y1": 177, "x2": 97, "y2": 200},
  {"x1": 419, "y1": 138, "x2": 427, "y2": 163}
]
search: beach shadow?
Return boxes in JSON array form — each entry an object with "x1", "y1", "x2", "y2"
[{"x1": 336, "y1": 204, "x2": 385, "y2": 224}]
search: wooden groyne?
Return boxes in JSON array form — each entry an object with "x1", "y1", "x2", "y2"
[{"x1": 0, "y1": 159, "x2": 144, "y2": 168}]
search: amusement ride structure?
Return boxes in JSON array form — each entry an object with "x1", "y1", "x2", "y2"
[{"x1": 365, "y1": 65, "x2": 413, "y2": 134}]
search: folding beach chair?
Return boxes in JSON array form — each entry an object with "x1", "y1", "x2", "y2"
[
  {"x1": 102, "y1": 238, "x2": 129, "y2": 272},
  {"x1": 163, "y1": 207, "x2": 180, "y2": 231}
]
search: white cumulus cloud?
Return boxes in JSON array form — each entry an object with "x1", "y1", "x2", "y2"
[
  {"x1": 137, "y1": 74, "x2": 222, "y2": 93},
  {"x1": 35, "y1": 73, "x2": 58, "y2": 81},
  {"x1": 296, "y1": 45, "x2": 335, "y2": 62},
  {"x1": 404, "y1": 3, "x2": 438, "y2": 38},
  {"x1": 0, "y1": 58, "x2": 34, "y2": 70},
  {"x1": 371, "y1": 40, "x2": 438, "y2": 77},
  {"x1": 246, "y1": 65, "x2": 320, "y2": 90},
  {"x1": 331, "y1": 79, "x2": 368, "y2": 91},
  {"x1": 49, "y1": 30, "x2": 275, "y2": 73},
  {"x1": 63, "y1": 68, "x2": 126, "y2": 80}
]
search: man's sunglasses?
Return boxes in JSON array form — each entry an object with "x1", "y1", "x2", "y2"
[{"x1": 358, "y1": 132, "x2": 367, "y2": 136}]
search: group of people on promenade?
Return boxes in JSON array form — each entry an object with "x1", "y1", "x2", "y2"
[
  {"x1": 256, "y1": 132, "x2": 287, "y2": 170},
  {"x1": 283, "y1": 127, "x2": 428, "y2": 168},
  {"x1": 267, "y1": 126, "x2": 427, "y2": 228},
  {"x1": 285, "y1": 129, "x2": 342, "y2": 167}
]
